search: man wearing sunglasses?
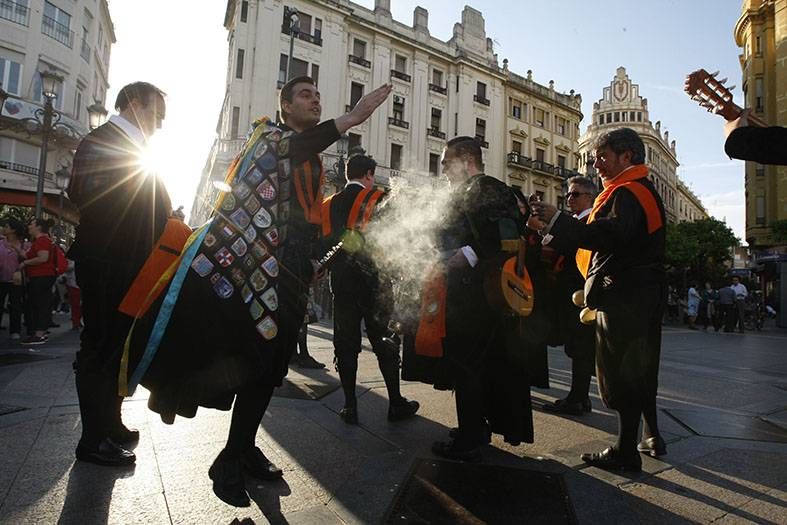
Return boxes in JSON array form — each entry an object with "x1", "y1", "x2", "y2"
[{"x1": 542, "y1": 177, "x2": 597, "y2": 417}]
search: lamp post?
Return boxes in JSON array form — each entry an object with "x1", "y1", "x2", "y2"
[
  {"x1": 1, "y1": 71, "x2": 107, "y2": 220},
  {"x1": 87, "y1": 103, "x2": 108, "y2": 130},
  {"x1": 284, "y1": 7, "x2": 300, "y2": 81}
]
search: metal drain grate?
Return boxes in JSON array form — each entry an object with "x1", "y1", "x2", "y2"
[{"x1": 385, "y1": 458, "x2": 576, "y2": 524}]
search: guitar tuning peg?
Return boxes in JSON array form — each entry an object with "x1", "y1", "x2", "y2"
[
  {"x1": 727, "y1": 85, "x2": 736, "y2": 91},
  {"x1": 718, "y1": 77, "x2": 727, "y2": 85},
  {"x1": 710, "y1": 70, "x2": 720, "y2": 78}
]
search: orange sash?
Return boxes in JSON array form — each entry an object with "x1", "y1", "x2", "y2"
[
  {"x1": 576, "y1": 164, "x2": 663, "y2": 277},
  {"x1": 294, "y1": 160, "x2": 325, "y2": 225},
  {"x1": 414, "y1": 267, "x2": 447, "y2": 357},
  {"x1": 118, "y1": 218, "x2": 192, "y2": 317}
]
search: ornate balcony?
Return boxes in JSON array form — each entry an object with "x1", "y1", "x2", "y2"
[
  {"x1": 507, "y1": 152, "x2": 580, "y2": 179},
  {"x1": 426, "y1": 127, "x2": 446, "y2": 139},
  {"x1": 280, "y1": 25, "x2": 322, "y2": 46},
  {"x1": 0, "y1": 0, "x2": 28, "y2": 26},
  {"x1": 473, "y1": 94, "x2": 490, "y2": 106},
  {"x1": 390, "y1": 69, "x2": 411, "y2": 83},
  {"x1": 42, "y1": 16, "x2": 73, "y2": 48},
  {"x1": 428, "y1": 83, "x2": 447, "y2": 95},
  {"x1": 348, "y1": 55, "x2": 371, "y2": 68},
  {"x1": 388, "y1": 117, "x2": 409, "y2": 129}
]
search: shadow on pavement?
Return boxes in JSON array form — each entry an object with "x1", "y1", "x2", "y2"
[{"x1": 57, "y1": 461, "x2": 135, "y2": 524}]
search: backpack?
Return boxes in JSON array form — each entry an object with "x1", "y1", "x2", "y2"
[{"x1": 52, "y1": 244, "x2": 68, "y2": 275}]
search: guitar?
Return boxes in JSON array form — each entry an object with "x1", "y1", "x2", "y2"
[
  {"x1": 684, "y1": 69, "x2": 768, "y2": 126},
  {"x1": 500, "y1": 239, "x2": 535, "y2": 317}
]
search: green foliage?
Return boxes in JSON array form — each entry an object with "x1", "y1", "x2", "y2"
[
  {"x1": 665, "y1": 218, "x2": 739, "y2": 285},
  {"x1": 772, "y1": 219, "x2": 787, "y2": 243},
  {"x1": 0, "y1": 205, "x2": 33, "y2": 226}
]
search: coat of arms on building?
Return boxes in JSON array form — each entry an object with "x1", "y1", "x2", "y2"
[{"x1": 613, "y1": 79, "x2": 629, "y2": 101}]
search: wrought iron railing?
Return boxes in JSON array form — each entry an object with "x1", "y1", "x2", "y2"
[
  {"x1": 473, "y1": 94, "x2": 490, "y2": 106},
  {"x1": 388, "y1": 117, "x2": 409, "y2": 129},
  {"x1": 280, "y1": 25, "x2": 322, "y2": 46},
  {"x1": 426, "y1": 127, "x2": 446, "y2": 139},
  {"x1": 428, "y1": 83, "x2": 447, "y2": 95},
  {"x1": 0, "y1": 0, "x2": 28, "y2": 26},
  {"x1": 41, "y1": 15, "x2": 73, "y2": 48},
  {"x1": 348, "y1": 55, "x2": 371, "y2": 68},
  {"x1": 390, "y1": 69, "x2": 411, "y2": 82}
]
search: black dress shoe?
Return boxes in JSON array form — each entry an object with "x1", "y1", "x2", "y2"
[
  {"x1": 543, "y1": 398, "x2": 586, "y2": 416},
  {"x1": 388, "y1": 398, "x2": 419, "y2": 422},
  {"x1": 75, "y1": 438, "x2": 136, "y2": 467},
  {"x1": 111, "y1": 427, "x2": 140, "y2": 447},
  {"x1": 582, "y1": 397, "x2": 592, "y2": 413},
  {"x1": 637, "y1": 435, "x2": 667, "y2": 457},
  {"x1": 580, "y1": 447, "x2": 641, "y2": 472},
  {"x1": 432, "y1": 440, "x2": 481, "y2": 462},
  {"x1": 208, "y1": 451, "x2": 250, "y2": 507},
  {"x1": 241, "y1": 447, "x2": 283, "y2": 481},
  {"x1": 340, "y1": 406, "x2": 358, "y2": 424}
]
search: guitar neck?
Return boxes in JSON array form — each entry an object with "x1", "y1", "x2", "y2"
[{"x1": 721, "y1": 102, "x2": 767, "y2": 128}]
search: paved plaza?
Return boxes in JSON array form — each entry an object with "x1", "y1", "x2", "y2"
[{"x1": 0, "y1": 316, "x2": 785, "y2": 524}]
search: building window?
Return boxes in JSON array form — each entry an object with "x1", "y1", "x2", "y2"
[
  {"x1": 536, "y1": 148, "x2": 545, "y2": 163},
  {"x1": 476, "y1": 81, "x2": 486, "y2": 99},
  {"x1": 314, "y1": 18, "x2": 322, "y2": 39},
  {"x1": 511, "y1": 98, "x2": 522, "y2": 119},
  {"x1": 755, "y1": 195, "x2": 765, "y2": 225},
  {"x1": 755, "y1": 77, "x2": 764, "y2": 112},
  {"x1": 231, "y1": 106, "x2": 240, "y2": 138},
  {"x1": 431, "y1": 108, "x2": 441, "y2": 130},
  {"x1": 395, "y1": 54, "x2": 407, "y2": 74},
  {"x1": 299, "y1": 13, "x2": 312, "y2": 35},
  {"x1": 43, "y1": 1, "x2": 72, "y2": 34},
  {"x1": 606, "y1": 113, "x2": 612, "y2": 124},
  {"x1": 512, "y1": 140, "x2": 522, "y2": 155},
  {"x1": 278, "y1": 54, "x2": 287, "y2": 85},
  {"x1": 614, "y1": 111, "x2": 620, "y2": 122},
  {"x1": 348, "y1": 132, "x2": 362, "y2": 151},
  {"x1": 429, "y1": 153, "x2": 439, "y2": 176},
  {"x1": 755, "y1": 35, "x2": 761, "y2": 55},
  {"x1": 74, "y1": 88, "x2": 83, "y2": 120},
  {"x1": 291, "y1": 57, "x2": 308, "y2": 78},
  {"x1": 432, "y1": 68, "x2": 443, "y2": 87},
  {"x1": 392, "y1": 96, "x2": 405, "y2": 121},
  {"x1": 240, "y1": 1, "x2": 248, "y2": 22},
  {"x1": 534, "y1": 107, "x2": 545, "y2": 128},
  {"x1": 475, "y1": 118, "x2": 486, "y2": 140},
  {"x1": 0, "y1": 58, "x2": 22, "y2": 95},
  {"x1": 629, "y1": 111, "x2": 636, "y2": 122},
  {"x1": 350, "y1": 82, "x2": 364, "y2": 109},
  {"x1": 598, "y1": 114, "x2": 604, "y2": 125},
  {"x1": 557, "y1": 155, "x2": 566, "y2": 169},
  {"x1": 390, "y1": 143, "x2": 402, "y2": 170},
  {"x1": 311, "y1": 63, "x2": 319, "y2": 86},
  {"x1": 555, "y1": 116, "x2": 566, "y2": 136},
  {"x1": 235, "y1": 48, "x2": 245, "y2": 79},
  {"x1": 353, "y1": 39, "x2": 366, "y2": 58}
]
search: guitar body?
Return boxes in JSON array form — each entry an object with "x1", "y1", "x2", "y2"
[{"x1": 500, "y1": 255, "x2": 535, "y2": 316}]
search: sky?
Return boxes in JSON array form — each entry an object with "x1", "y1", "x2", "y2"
[{"x1": 106, "y1": 0, "x2": 746, "y2": 239}]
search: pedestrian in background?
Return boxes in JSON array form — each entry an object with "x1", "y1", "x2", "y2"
[
  {"x1": 0, "y1": 218, "x2": 28, "y2": 340},
  {"x1": 730, "y1": 276, "x2": 748, "y2": 333},
  {"x1": 687, "y1": 283, "x2": 701, "y2": 330},
  {"x1": 18, "y1": 218, "x2": 56, "y2": 345},
  {"x1": 64, "y1": 258, "x2": 82, "y2": 330},
  {"x1": 717, "y1": 284, "x2": 736, "y2": 332},
  {"x1": 698, "y1": 281, "x2": 718, "y2": 331}
]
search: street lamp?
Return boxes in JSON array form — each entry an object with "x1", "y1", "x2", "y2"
[
  {"x1": 87, "y1": 103, "x2": 108, "y2": 130},
  {"x1": 53, "y1": 166, "x2": 70, "y2": 240},
  {"x1": 284, "y1": 7, "x2": 300, "y2": 82}
]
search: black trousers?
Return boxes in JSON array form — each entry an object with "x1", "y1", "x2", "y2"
[
  {"x1": 0, "y1": 282, "x2": 24, "y2": 334},
  {"x1": 27, "y1": 276, "x2": 56, "y2": 333},
  {"x1": 565, "y1": 340, "x2": 594, "y2": 402},
  {"x1": 74, "y1": 258, "x2": 132, "y2": 448}
]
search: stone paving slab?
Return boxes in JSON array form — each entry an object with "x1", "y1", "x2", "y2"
[{"x1": 0, "y1": 322, "x2": 785, "y2": 523}]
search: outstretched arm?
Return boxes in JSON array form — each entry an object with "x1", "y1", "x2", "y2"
[{"x1": 334, "y1": 84, "x2": 392, "y2": 134}]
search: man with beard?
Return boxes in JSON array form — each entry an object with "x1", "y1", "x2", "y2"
[
  {"x1": 322, "y1": 154, "x2": 419, "y2": 424},
  {"x1": 426, "y1": 136, "x2": 533, "y2": 461},
  {"x1": 126, "y1": 76, "x2": 391, "y2": 506},
  {"x1": 532, "y1": 128, "x2": 667, "y2": 472},
  {"x1": 542, "y1": 176, "x2": 597, "y2": 416}
]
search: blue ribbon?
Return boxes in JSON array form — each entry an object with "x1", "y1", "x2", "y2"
[{"x1": 127, "y1": 222, "x2": 211, "y2": 394}]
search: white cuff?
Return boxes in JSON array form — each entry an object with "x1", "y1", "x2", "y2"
[{"x1": 460, "y1": 246, "x2": 479, "y2": 268}]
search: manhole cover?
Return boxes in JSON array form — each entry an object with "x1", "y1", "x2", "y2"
[
  {"x1": 273, "y1": 376, "x2": 340, "y2": 400},
  {"x1": 384, "y1": 458, "x2": 576, "y2": 524},
  {"x1": 0, "y1": 352, "x2": 57, "y2": 367},
  {"x1": 665, "y1": 408, "x2": 787, "y2": 443},
  {"x1": 0, "y1": 404, "x2": 27, "y2": 416}
]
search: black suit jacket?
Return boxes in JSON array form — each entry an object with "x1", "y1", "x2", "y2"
[
  {"x1": 68, "y1": 121, "x2": 171, "y2": 294},
  {"x1": 725, "y1": 126, "x2": 787, "y2": 166}
]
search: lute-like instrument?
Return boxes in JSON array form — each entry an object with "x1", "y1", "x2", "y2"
[{"x1": 684, "y1": 69, "x2": 767, "y2": 126}]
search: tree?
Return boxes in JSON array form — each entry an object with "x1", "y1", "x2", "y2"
[
  {"x1": 772, "y1": 219, "x2": 787, "y2": 243},
  {"x1": 665, "y1": 218, "x2": 739, "y2": 287}
]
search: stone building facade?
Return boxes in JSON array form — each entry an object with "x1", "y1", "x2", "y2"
[
  {"x1": 0, "y1": 0, "x2": 114, "y2": 222},
  {"x1": 578, "y1": 67, "x2": 708, "y2": 224},
  {"x1": 191, "y1": 0, "x2": 583, "y2": 225}
]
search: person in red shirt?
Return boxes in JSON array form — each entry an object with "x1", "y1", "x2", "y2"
[{"x1": 18, "y1": 218, "x2": 57, "y2": 344}]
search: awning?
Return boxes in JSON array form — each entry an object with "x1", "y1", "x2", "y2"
[{"x1": 0, "y1": 189, "x2": 79, "y2": 224}]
